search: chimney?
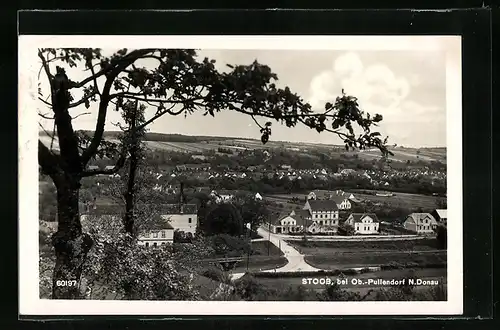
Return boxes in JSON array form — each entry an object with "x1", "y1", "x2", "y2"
[{"x1": 179, "y1": 182, "x2": 185, "y2": 207}]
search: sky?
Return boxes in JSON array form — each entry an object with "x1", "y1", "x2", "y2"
[{"x1": 38, "y1": 46, "x2": 449, "y2": 148}]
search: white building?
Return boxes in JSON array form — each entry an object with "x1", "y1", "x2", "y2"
[
  {"x1": 159, "y1": 203, "x2": 198, "y2": 235},
  {"x1": 303, "y1": 199, "x2": 340, "y2": 234},
  {"x1": 344, "y1": 213, "x2": 380, "y2": 235},
  {"x1": 403, "y1": 213, "x2": 437, "y2": 235},
  {"x1": 210, "y1": 190, "x2": 234, "y2": 203}
]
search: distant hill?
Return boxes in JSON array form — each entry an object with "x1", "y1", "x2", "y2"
[{"x1": 38, "y1": 131, "x2": 446, "y2": 163}]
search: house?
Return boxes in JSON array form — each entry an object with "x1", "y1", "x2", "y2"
[
  {"x1": 345, "y1": 213, "x2": 380, "y2": 235},
  {"x1": 137, "y1": 216, "x2": 175, "y2": 247},
  {"x1": 307, "y1": 190, "x2": 352, "y2": 210},
  {"x1": 254, "y1": 192, "x2": 263, "y2": 201},
  {"x1": 431, "y1": 209, "x2": 447, "y2": 227},
  {"x1": 266, "y1": 210, "x2": 306, "y2": 234},
  {"x1": 303, "y1": 199, "x2": 340, "y2": 234},
  {"x1": 210, "y1": 190, "x2": 234, "y2": 203},
  {"x1": 87, "y1": 165, "x2": 100, "y2": 171},
  {"x1": 281, "y1": 164, "x2": 292, "y2": 170},
  {"x1": 403, "y1": 213, "x2": 437, "y2": 235},
  {"x1": 157, "y1": 203, "x2": 198, "y2": 235},
  {"x1": 80, "y1": 203, "x2": 175, "y2": 247}
]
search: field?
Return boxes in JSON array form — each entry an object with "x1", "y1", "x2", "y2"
[
  {"x1": 287, "y1": 239, "x2": 439, "y2": 254},
  {"x1": 39, "y1": 135, "x2": 319, "y2": 154},
  {"x1": 304, "y1": 250, "x2": 447, "y2": 270},
  {"x1": 266, "y1": 190, "x2": 441, "y2": 210},
  {"x1": 348, "y1": 190, "x2": 442, "y2": 209},
  {"x1": 251, "y1": 240, "x2": 284, "y2": 256},
  {"x1": 39, "y1": 134, "x2": 446, "y2": 165}
]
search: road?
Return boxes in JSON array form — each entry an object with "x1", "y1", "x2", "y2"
[{"x1": 231, "y1": 226, "x2": 322, "y2": 280}]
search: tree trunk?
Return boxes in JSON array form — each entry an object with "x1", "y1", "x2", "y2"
[
  {"x1": 123, "y1": 150, "x2": 138, "y2": 236},
  {"x1": 51, "y1": 177, "x2": 93, "y2": 299}
]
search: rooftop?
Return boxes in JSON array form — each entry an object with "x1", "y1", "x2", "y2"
[
  {"x1": 348, "y1": 213, "x2": 380, "y2": 223},
  {"x1": 307, "y1": 199, "x2": 339, "y2": 211}
]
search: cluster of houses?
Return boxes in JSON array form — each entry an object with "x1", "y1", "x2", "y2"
[
  {"x1": 264, "y1": 189, "x2": 447, "y2": 236},
  {"x1": 79, "y1": 183, "x2": 447, "y2": 248}
]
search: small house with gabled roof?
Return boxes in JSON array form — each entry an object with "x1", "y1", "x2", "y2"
[{"x1": 403, "y1": 213, "x2": 437, "y2": 235}]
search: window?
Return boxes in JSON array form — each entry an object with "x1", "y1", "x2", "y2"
[
  {"x1": 315, "y1": 214, "x2": 318, "y2": 218},
  {"x1": 153, "y1": 232, "x2": 158, "y2": 238},
  {"x1": 320, "y1": 214, "x2": 323, "y2": 218},
  {"x1": 161, "y1": 231, "x2": 166, "y2": 238},
  {"x1": 145, "y1": 242, "x2": 149, "y2": 247},
  {"x1": 188, "y1": 217, "x2": 192, "y2": 223},
  {"x1": 153, "y1": 243, "x2": 157, "y2": 247}
]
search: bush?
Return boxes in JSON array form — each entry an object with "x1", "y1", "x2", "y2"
[{"x1": 201, "y1": 265, "x2": 231, "y2": 284}]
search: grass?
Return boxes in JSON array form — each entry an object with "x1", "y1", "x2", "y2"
[
  {"x1": 232, "y1": 256, "x2": 288, "y2": 273},
  {"x1": 287, "y1": 238, "x2": 439, "y2": 254},
  {"x1": 267, "y1": 190, "x2": 440, "y2": 210},
  {"x1": 305, "y1": 250, "x2": 447, "y2": 270},
  {"x1": 251, "y1": 240, "x2": 284, "y2": 256},
  {"x1": 348, "y1": 190, "x2": 440, "y2": 209}
]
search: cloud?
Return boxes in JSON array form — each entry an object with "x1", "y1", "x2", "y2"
[{"x1": 307, "y1": 52, "x2": 444, "y2": 146}]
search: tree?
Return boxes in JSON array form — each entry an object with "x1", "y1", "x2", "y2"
[
  {"x1": 203, "y1": 203, "x2": 244, "y2": 236},
  {"x1": 435, "y1": 225, "x2": 447, "y2": 250},
  {"x1": 119, "y1": 100, "x2": 147, "y2": 237},
  {"x1": 234, "y1": 196, "x2": 270, "y2": 231},
  {"x1": 37, "y1": 48, "x2": 390, "y2": 299}
]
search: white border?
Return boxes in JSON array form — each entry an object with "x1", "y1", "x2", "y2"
[{"x1": 18, "y1": 35, "x2": 463, "y2": 316}]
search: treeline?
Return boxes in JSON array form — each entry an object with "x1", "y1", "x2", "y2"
[{"x1": 204, "y1": 175, "x2": 446, "y2": 197}]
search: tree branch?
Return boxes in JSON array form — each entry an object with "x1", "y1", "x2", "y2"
[
  {"x1": 38, "y1": 140, "x2": 62, "y2": 179},
  {"x1": 80, "y1": 49, "x2": 154, "y2": 166},
  {"x1": 81, "y1": 152, "x2": 127, "y2": 177},
  {"x1": 68, "y1": 92, "x2": 98, "y2": 108},
  {"x1": 38, "y1": 97, "x2": 52, "y2": 108},
  {"x1": 71, "y1": 49, "x2": 156, "y2": 89},
  {"x1": 71, "y1": 112, "x2": 91, "y2": 120},
  {"x1": 110, "y1": 92, "x2": 204, "y2": 105},
  {"x1": 38, "y1": 51, "x2": 53, "y2": 83}
]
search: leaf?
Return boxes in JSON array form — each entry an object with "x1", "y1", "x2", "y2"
[{"x1": 261, "y1": 133, "x2": 269, "y2": 144}]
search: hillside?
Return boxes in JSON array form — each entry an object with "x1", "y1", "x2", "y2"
[{"x1": 38, "y1": 131, "x2": 446, "y2": 163}]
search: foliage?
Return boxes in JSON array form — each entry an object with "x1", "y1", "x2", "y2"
[
  {"x1": 82, "y1": 232, "x2": 213, "y2": 300},
  {"x1": 338, "y1": 223, "x2": 355, "y2": 236},
  {"x1": 206, "y1": 234, "x2": 250, "y2": 257},
  {"x1": 39, "y1": 182, "x2": 57, "y2": 222},
  {"x1": 202, "y1": 203, "x2": 245, "y2": 236},
  {"x1": 435, "y1": 225, "x2": 447, "y2": 250},
  {"x1": 201, "y1": 264, "x2": 232, "y2": 284},
  {"x1": 174, "y1": 230, "x2": 194, "y2": 243},
  {"x1": 37, "y1": 47, "x2": 390, "y2": 298},
  {"x1": 234, "y1": 196, "x2": 270, "y2": 231}
]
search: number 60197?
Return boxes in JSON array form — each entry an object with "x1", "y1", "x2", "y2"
[{"x1": 56, "y1": 280, "x2": 78, "y2": 287}]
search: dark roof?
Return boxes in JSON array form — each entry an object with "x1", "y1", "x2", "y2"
[
  {"x1": 406, "y1": 213, "x2": 437, "y2": 225},
  {"x1": 141, "y1": 214, "x2": 175, "y2": 231},
  {"x1": 348, "y1": 213, "x2": 379, "y2": 223},
  {"x1": 307, "y1": 199, "x2": 338, "y2": 211},
  {"x1": 158, "y1": 203, "x2": 197, "y2": 215},
  {"x1": 81, "y1": 203, "x2": 124, "y2": 215}
]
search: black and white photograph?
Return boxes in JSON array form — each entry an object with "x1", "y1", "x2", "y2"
[{"x1": 19, "y1": 35, "x2": 463, "y2": 315}]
